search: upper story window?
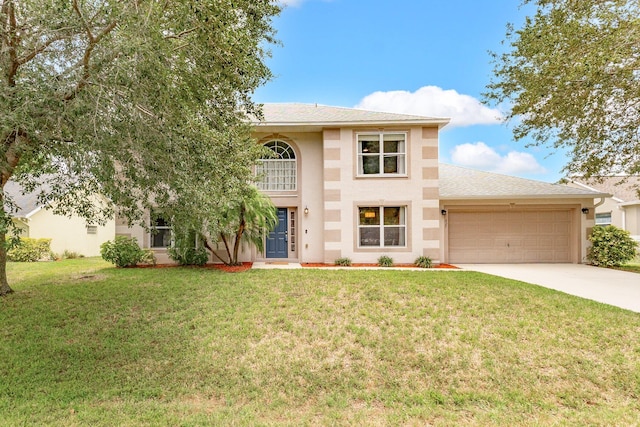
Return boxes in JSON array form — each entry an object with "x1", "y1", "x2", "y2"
[
  {"x1": 357, "y1": 133, "x2": 406, "y2": 176},
  {"x1": 256, "y1": 140, "x2": 297, "y2": 191}
]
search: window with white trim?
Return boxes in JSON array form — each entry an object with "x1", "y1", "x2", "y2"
[
  {"x1": 358, "y1": 206, "x2": 406, "y2": 247},
  {"x1": 256, "y1": 140, "x2": 297, "y2": 191},
  {"x1": 357, "y1": 133, "x2": 406, "y2": 176},
  {"x1": 150, "y1": 214, "x2": 172, "y2": 248},
  {"x1": 595, "y1": 212, "x2": 612, "y2": 226}
]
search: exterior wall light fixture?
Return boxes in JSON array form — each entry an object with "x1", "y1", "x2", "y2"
[
  {"x1": 304, "y1": 206, "x2": 309, "y2": 215},
  {"x1": 581, "y1": 208, "x2": 589, "y2": 214},
  {"x1": 441, "y1": 209, "x2": 447, "y2": 216}
]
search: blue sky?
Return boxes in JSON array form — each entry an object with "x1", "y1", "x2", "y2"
[{"x1": 253, "y1": 0, "x2": 569, "y2": 183}]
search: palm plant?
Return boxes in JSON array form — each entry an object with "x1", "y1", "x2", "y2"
[{"x1": 204, "y1": 187, "x2": 278, "y2": 266}]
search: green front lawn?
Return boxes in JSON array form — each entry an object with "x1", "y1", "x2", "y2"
[{"x1": 1, "y1": 259, "x2": 639, "y2": 425}]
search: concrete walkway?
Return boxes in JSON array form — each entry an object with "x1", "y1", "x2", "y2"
[{"x1": 459, "y1": 264, "x2": 640, "y2": 313}]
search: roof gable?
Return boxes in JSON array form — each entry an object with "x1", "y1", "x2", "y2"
[{"x1": 569, "y1": 176, "x2": 640, "y2": 203}]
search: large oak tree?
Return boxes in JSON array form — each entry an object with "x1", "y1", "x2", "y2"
[
  {"x1": 0, "y1": 0, "x2": 280, "y2": 295},
  {"x1": 485, "y1": 0, "x2": 640, "y2": 179}
]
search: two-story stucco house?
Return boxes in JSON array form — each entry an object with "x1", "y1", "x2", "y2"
[{"x1": 122, "y1": 103, "x2": 607, "y2": 265}]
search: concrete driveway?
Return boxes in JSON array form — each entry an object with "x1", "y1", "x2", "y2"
[{"x1": 459, "y1": 264, "x2": 640, "y2": 313}]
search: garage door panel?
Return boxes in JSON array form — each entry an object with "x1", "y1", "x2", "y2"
[{"x1": 449, "y1": 209, "x2": 573, "y2": 263}]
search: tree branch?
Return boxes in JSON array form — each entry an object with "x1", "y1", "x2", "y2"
[
  {"x1": 16, "y1": 33, "x2": 68, "y2": 65},
  {"x1": 62, "y1": 18, "x2": 117, "y2": 101}
]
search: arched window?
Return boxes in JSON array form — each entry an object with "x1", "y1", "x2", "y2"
[{"x1": 257, "y1": 140, "x2": 297, "y2": 191}]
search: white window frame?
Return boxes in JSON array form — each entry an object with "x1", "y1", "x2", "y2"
[
  {"x1": 595, "y1": 212, "x2": 612, "y2": 226},
  {"x1": 357, "y1": 132, "x2": 407, "y2": 177},
  {"x1": 256, "y1": 140, "x2": 297, "y2": 191},
  {"x1": 150, "y1": 214, "x2": 173, "y2": 249},
  {"x1": 358, "y1": 206, "x2": 407, "y2": 248}
]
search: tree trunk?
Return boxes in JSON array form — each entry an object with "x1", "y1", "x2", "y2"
[
  {"x1": 0, "y1": 230, "x2": 13, "y2": 296},
  {"x1": 231, "y1": 205, "x2": 246, "y2": 266}
]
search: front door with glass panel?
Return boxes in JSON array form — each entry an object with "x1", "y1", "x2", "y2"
[{"x1": 266, "y1": 208, "x2": 288, "y2": 258}]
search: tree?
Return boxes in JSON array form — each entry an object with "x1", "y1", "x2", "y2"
[
  {"x1": 200, "y1": 186, "x2": 277, "y2": 266},
  {"x1": 485, "y1": 0, "x2": 640, "y2": 179},
  {"x1": 0, "y1": 0, "x2": 280, "y2": 295}
]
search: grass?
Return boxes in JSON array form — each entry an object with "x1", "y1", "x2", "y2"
[
  {"x1": 617, "y1": 255, "x2": 640, "y2": 273},
  {"x1": 1, "y1": 259, "x2": 640, "y2": 425}
]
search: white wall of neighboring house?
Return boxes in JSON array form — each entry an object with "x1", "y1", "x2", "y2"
[{"x1": 23, "y1": 208, "x2": 115, "y2": 257}]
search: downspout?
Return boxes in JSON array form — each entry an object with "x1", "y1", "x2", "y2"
[{"x1": 594, "y1": 197, "x2": 606, "y2": 209}]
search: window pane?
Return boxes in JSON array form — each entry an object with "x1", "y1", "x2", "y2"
[
  {"x1": 360, "y1": 227, "x2": 380, "y2": 246},
  {"x1": 595, "y1": 212, "x2": 612, "y2": 225},
  {"x1": 384, "y1": 227, "x2": 405, "y2": 246},
  {"x1": 359, "y1": 139, "x2": 380, "y2": 154},
  {"x1": 383, "y1": 155, "x2": 398, "y2": 173},
  {"x1": 359, "y1": 207, "x2": 380, "y2": 225},
  {"x1": 362, "y1": 155, "x2": 380, "y2": 174},
  {"x1": 151, "y1": 228, "x2": 171, "y2": 248},
  {"x1": 383, "y1": 207, "x2": 403, "y2": 225}
]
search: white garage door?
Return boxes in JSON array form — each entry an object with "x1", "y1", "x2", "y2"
[{"x1": 448, "y1": 209, "x2": 573, "y2": 263}]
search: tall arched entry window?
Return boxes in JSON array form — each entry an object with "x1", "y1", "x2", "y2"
[{"x1": 256, "y1": 140, "x2": 297, "y2": 191}]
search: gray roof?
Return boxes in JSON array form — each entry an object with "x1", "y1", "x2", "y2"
[
  {"x1": 254, "y1": 103, "x2": 450, "y2": 128},
  {"x1": 3, "y1": 181, "x2": 46, "y2": 217},
  {"x1": 569, "y1": 176, "x2": 640, "y2": 203},
  {"x1": 439, "y1": 164, "x2": 608, "y2": 200}
]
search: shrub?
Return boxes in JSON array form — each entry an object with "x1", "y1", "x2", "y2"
[
  {"x1": 414, "y1": 255, "x2": 433, "y2": 268},
  {"x1": 168, "y1": 246, "x2": 209, "y2": 266},
  {"x1": 378, "y1": 255, "x2": 393, "y2": 267},
  {"x1": 334, "y1": 257, "x2": 352, "y2": 266},
  {"x1": 61, "y1": 250, "x2": 84, "y2": 259},
  {"x1": 7, "y1": 238, "x2": 52, "y2": 262},
  {"x1": 167, "y1": 228, "x2": 209, "y2": 266},
  {"x1": 100, "y1": 236, "x2": 155, "y2": 268},
  {"x1": 587, "y1": 225, "x2": 638, "y2": 267}
]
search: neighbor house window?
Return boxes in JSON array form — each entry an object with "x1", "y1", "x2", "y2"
[
  {"x1": 357, "y1": 133, "x2": 406, "y2": 176},
  {"x1": 358, "y1": 206, "x2": 406, "y2": 247},
  {"x1": 595, "y1": 212, "x2": 612, "y2": 226},
  {"x1": 256, "y1": 140, "x2": 297, "y2": 191},
  {"x1": 150, "y1": 214, "x2": 172, "y2": 248},
  {"x1": 86, "y1": 225, "x2": 98, "y2": 235}
]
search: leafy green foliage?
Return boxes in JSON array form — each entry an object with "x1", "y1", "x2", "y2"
[
  {"x1": 100, "y1": 236, "x2": 155, "y2": 268},
  {"x1": 167, "y1": 228, "x2": 209, "y2": 266},
  {"x1": 201, "y1": 186, "x2": 278, "y2": 266},
  {"x1": 587, "y1": 225, "x2": 638, "y2": 267},
  {"x1": 334, "y1": 257, "x2": 352, "y2": 266},
  {"x1": 378, "y1": 255, "x2": 393, "y2": 267},
  {"x1": 0, "y1": 0, "x2": 280, "y2": 292},
  {"x1": 414, "y1": 255, "x2": 433, "y2": 268},
  {"x1": 6, "y1": 238, "x2": 51, "y2": 262},
  {"x1": 486, "y1": 0, "x2": 640, "y2": 177}
]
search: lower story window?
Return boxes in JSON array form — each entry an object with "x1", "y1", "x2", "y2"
[
  {"x1": 595, "y1": 212, "x2": 612, "y2": 226},
  {"x1": 150, "y1": 214, "x2": 172, "y2": 248},
  {"x1": 358, "y1": 206, "x2": 406, "y2": 247}
]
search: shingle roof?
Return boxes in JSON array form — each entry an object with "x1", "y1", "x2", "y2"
[
  {"x1": 255, "y1": 103, "x2": 450, "y2": 127},
  {"x1": 3, "y1": 181, "x2": 46, "y2": 217},
  {"x1": 569, "y1": 176, "x2": 640, "y2": 203},
  {"x1": 439, "y1": 164, "x2": 608, "y2": 199}
]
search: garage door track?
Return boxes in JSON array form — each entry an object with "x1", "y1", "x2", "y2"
[{"x1": 459, "y1": 264, "x2": 640, "y2": 313}]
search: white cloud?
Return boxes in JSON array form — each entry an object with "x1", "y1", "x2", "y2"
[
  {"x1": 451, "y1": 142, "x2": 547, "y2": 175},
  {"x1": 355, "y1": 86, "x2": 504, "y2": 127},
  {"x1": 277, "y1": 0, "x2": 304, "y2": 6}
]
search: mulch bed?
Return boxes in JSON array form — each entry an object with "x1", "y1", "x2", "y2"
[
  {"x1": 135, "y1": 262, "x2": 253, "y2": 273},
  {"x1": 301, "y1": 263, "x2": 459, "y2": 269}
]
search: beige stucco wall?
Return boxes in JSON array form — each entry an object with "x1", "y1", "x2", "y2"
[
  {"x1": 439, "y1": 198, "x2": 597, "y2": 264},
  {"x1": 252, "y1": 131, "x2": 325, "y2": 263},
  {"x1": 25, "y1": 208, "x2": 115, "y2": 257},
  {"x1": 320, "y1": 126, "x2": 440, "y2": 264},
  {"x1": 623, "y1": 204, "x2": 640, "y2": 240}
]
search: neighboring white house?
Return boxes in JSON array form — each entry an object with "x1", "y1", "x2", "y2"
[
  {"x1": 123, "y1": 103, "x2": 608, "y2": 265},
  {"x1": 5, "y1": 181, "x2": 115, "y2": 257},
  {"x1": 567, "y1": 177, "x2": 640, "y2": 242}
]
